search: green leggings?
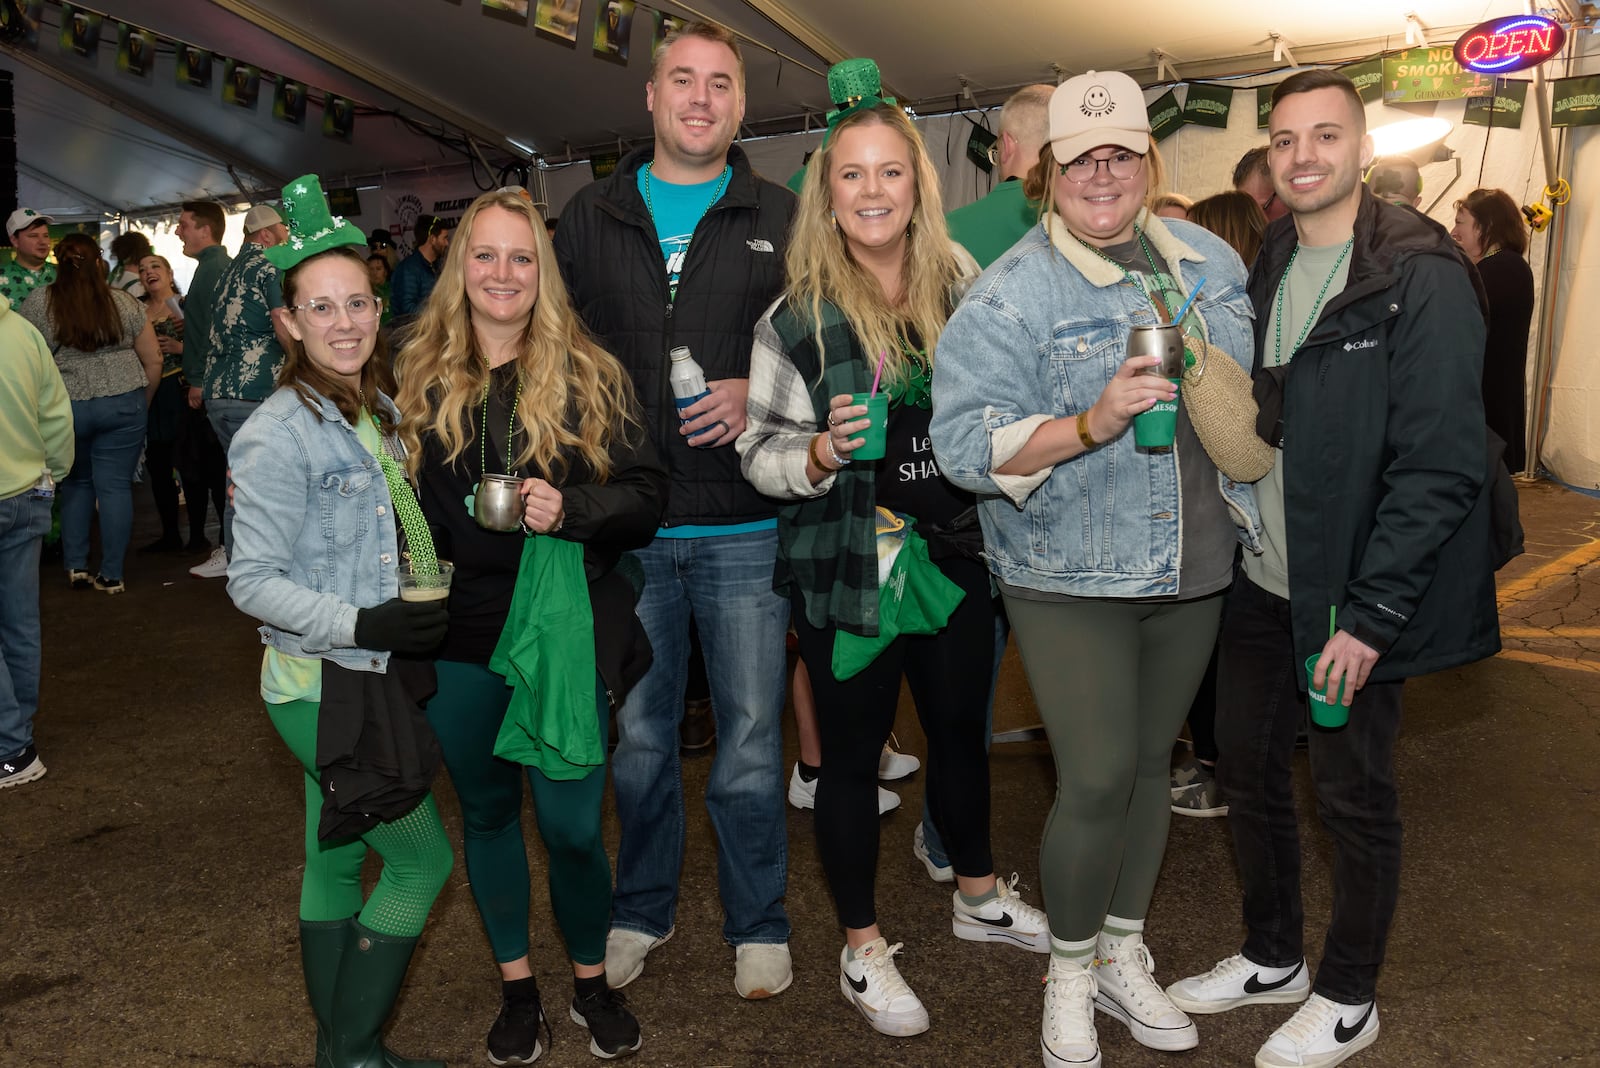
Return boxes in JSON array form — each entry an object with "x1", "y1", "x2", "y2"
[
  {"x1": 427, "y1": 660, "x2": 612, "y2": 967},
  {"x1": 1003, "y1": 592, "x2": 1223, "y2": 942},
  {"x1": 267, "y1": 699, "x2": 454, "y2": 938}
]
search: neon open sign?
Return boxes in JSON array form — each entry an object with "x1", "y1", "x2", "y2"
[{"x1": 1454, "y1": 15, "x2": 1566, "y2": 74}]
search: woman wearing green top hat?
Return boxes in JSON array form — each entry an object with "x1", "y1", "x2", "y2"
[
  {"x1": 226, "y1": 175, "x2": 453, "y2": 1068},
  {"x1": 738, "y1": 59, "x2": 1048, "y2": 1040}
]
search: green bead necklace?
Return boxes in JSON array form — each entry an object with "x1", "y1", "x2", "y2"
[{"x1": 1271, "y1": 239, "x2": 1354, "y2": 367}]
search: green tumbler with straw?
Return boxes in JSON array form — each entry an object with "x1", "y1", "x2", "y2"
[{"x1": 1306, "y1": 605, "x2": 1348, "y2": 728}]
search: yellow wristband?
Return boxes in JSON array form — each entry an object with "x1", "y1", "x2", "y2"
[{"x1": 1076, "y1": 411, "x2": 1099, "y2": 450}]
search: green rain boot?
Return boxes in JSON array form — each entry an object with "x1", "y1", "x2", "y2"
[
  {"x1": 326, "y1": 918, "x2": 444, "y2": 1068},
  {"x1": 300, "y1": 919, "x2": 346, "y2": 1066}
]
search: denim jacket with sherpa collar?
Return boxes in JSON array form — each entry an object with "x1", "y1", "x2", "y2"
[
  {"x1": 931, "y1": 208, "x2": 1262, "y2": 600},
  {"x1": 227, "y1": 384, "x2": 406, "y2": 672}
]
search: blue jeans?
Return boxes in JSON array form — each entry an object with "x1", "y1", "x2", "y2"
[
  {"x1": 61, "y1": 388, "x2": 146, "y2": 581},
  {"x1": 207, "y1": 396, "x2": 261, "y2": 557},
  {"x1": 610, "y1": 529, "x2": 791, "y2": 945},
  {"x1": 919, "y1": 605, "x2": 1008, "y2": 867},
  {"x1": 1215, "y1": 577, "x2": 1404, "y2": 1004},
  {"x1": 0, "y1": 493, "x2": 52, "y2": 759}
]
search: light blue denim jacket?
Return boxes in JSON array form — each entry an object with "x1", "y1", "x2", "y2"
[
  {"x1": 931, "y1": 210, "x2": 1263, "y2": 599},
  {"x1": 227, "y1": 384, "x2": 404, "y2": 672}
]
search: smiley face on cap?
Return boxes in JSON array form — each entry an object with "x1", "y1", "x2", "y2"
[{"x1": 1081, "y1": 84, "x2": 1115, "y2": 117}]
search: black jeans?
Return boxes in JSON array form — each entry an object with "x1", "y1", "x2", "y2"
[
  {"x1": 1215, "y1": 577, "x2": 1403, "y2": 1005},
  {"x1": 792, "y1": 556, "x2": 996, "y2": 930}
]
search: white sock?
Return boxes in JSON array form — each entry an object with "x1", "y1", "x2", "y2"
[
  {"x1": 1049, "y1": 934, "x2": 1097, "y2": 970},
  {"x1": 1098, "y1": 914, "x2": 1145, "y2": 955}
]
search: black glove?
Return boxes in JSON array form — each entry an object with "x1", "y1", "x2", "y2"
[{"x1": 354, "y1": 597, "x2": 449, "y2": 655}]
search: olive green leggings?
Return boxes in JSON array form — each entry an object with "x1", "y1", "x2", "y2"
[
  {"x1": 267, "y1": 699, "x2": 454, "y2": 938},
  {"x1": 1003, "y1": 592, "x2": 1223, "y2": 942}
]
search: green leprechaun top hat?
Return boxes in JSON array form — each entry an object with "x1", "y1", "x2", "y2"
[
  {"x1": 265, "y1": 173, "x2": 366, "y2": 270},
  {"x1": 824, "y1": 58, "x2": 897, "y2": 144}
]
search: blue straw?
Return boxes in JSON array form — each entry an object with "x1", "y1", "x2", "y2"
[{"x1": 1170, "y1": 277, "x2": 1205, "y2": 325}]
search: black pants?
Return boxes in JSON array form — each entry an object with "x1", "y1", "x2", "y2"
[
  {"x1": 1215, "y1": 577, "x2": 1403, "y2": 1005},
  {"x1": 792, "y1": 556, "x2": 996, "y2": 930}
]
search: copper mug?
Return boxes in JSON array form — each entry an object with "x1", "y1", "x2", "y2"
[{"x1": 474, "y1": 474, "x2": 525, "y2": 532}]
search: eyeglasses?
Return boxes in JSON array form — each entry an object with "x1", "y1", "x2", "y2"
[
  {"x1": 1058, "y1": 151, "x2": 1145, "y2": 183},
  {"x1": 289, "y1": 295, "x2": 382, "y2": 326}
]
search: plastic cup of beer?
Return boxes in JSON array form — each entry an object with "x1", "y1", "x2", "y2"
[{"x1": 399, "y1": 560, "x2": 454, "y2": 603}]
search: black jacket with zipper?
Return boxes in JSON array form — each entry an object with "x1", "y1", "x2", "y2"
[
  {"x1": 554, "y1": 145, "x2": 795, "y2": 528},
  {"x1": 1248, "y1": 189, "x2": 1500, "y2": 683}
]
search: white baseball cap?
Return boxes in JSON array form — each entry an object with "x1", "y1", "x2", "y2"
[
  {"x1": 7, "y1": 207, "x2": 53, "y2": 237},
  {"x1": 243, "y1": 204, "x2": 283, "y2": 233},
  {"x1": 1049, "y1": 71, "x2": 1151, "y2": 165}
]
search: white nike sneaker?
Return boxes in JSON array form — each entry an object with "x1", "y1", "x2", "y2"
[
  {"x1": 1041, "y1": 957, "x2": 1101, "y2": 1067},
  {"x1": 1255, "y1": 994, "x2": 1378, "y2": 1068},
  {"x1": 838, "y1": 938, "x2": 929, "y2": 1037},
  {"x1": 1092, "y1": 935, "x2": 1197, "y2": 1050},
  {"x1": 878, "y1": 742, "x2": 920, "y2": 781},
  {"x1": 951, "y1": 873, "x2": 1049, "y2": 952},
  {"x1": 1166, "y1": 953, "x2": 1311, "y2": 1014},
  {"x1": 787, "y1": 763, "x2": 900, "y2": 815}
]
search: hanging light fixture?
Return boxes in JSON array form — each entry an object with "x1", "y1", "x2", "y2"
[{"x1": 1368, "y1": 117, "x2": 1453, "y2": 161}]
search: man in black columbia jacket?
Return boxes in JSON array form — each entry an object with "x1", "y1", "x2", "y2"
[
  {"x1": 1167, "y1": 70, "x2": 1499, "y2": 1068},
  {"x1": 554, "y1": 21, "x2": 797, "y2": 1002}
]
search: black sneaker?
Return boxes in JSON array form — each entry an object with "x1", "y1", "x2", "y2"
[
  {"x1": 68, "y1": 569, "x2": 91, "y2": 590},
  {"x1": 569, "y1": 988, "x2": 641, "y2": 1060},
  {"x1": 0, "y1": 745, "x2": 46, "y2": 789},
  {"x1": 93, "y1": 575, "x2": 126, "y2": 595},
  {"x1": 488, "y1": 983, "x2": 551, "y2": 1066}
]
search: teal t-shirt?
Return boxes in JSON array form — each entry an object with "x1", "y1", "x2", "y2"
[{"x1": 637, "y1": 164, "x2": 731, "y2": 303}]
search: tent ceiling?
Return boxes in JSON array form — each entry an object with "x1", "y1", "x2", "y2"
[{"x1": 1, "y1": 0, "x2": 1569, "y2": 215}]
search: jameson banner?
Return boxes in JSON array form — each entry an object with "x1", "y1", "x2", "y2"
[
  {"x1": 1182, "y1": 83, "x2": 1232, "y2": 129},
  {"x1": 1338, "y1": 57, "x2": 1384, "y2": 103},
  {"x1": 1462, "y1": 80, "x2": 1529, "y2": 129},
  {"x1": 1257, "y1": 84, "x2": 1276, "y2": 129},
  {"x1": 1550, "y1": 75, "x2": 1600, "y2": 128},
  {"x1": 1148, "y1": 89, "x2": 1183, "y2": 142},
  {"x1": 1384, "y1": 47, "x2": 1493, "y2": 102}
]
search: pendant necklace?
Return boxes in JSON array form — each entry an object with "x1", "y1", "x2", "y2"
[{"x1": 467, "y1": 361, "x2": 524, "y2": 518}]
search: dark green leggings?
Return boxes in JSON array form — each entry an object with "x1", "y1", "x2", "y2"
[
  {"x1": 428, "y1": 660, "x2": 612, "y2": 967},
  {"x1": 267, "y1": 699, "x2": 454, "y2": 938},
  {"x1": 1003, "y1": 593, "x2": 1223, "y2": 942}
]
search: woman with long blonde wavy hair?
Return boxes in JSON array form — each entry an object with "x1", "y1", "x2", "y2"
[
  {"x1": 737, "y1": 61, "x2": 1048, "y2": 1039},
  {"x1": 393, "y1": 188, "x2": 668, "y2": 1063}
]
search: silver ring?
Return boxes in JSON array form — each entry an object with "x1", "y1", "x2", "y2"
[{"x1": 827, "y1": 414, "x2": 839, "y2": 427}]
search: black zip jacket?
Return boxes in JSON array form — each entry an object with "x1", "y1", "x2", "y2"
[
  {"x1": 554, "y1": 145, "x2": 794, "y2": 527},
  {"x1": 1248, "y1": 190, "x2": 1500, "y2": 682}
]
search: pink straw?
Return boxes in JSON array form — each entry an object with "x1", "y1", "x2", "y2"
[{"x1": 869, "y1": 350, "x2": 887, "y2": 398}]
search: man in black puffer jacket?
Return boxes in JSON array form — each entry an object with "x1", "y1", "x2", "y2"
[
  {"x1": 1167, "y1": 70, "x2": 1499, "y2": 1068},
  {"x1": 553, "y1": 20, "x2": 798, "y2": 1004}
]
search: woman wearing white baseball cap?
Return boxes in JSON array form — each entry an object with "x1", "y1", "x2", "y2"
[{"x1": 932, "y1": 69, "x2": 1266, "y2": 1067}]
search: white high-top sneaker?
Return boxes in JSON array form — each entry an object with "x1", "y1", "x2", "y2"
[
  {"x1": 1092, "y1": 934, "x2": 1198, "y2": 1050},
  {"x1": 1041, "y1": 957, "x2": 1101, "y2": 1068}
]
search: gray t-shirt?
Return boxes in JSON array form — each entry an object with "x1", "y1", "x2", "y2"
[
  {"x1": 21, "y1": 286, "x2": 148, "y2": 401},
  {"x1": 1003, "y1": 234, "x2": 1234, "y2": 602},
  {"x1": 1243, "y1": 240, "x2": 1354, "y2": 598}
]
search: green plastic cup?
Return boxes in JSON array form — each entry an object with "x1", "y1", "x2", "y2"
[
  {"x1": 848, "y1": 392, "x2": 890, "y2": 461},
  {"x1": 1305, "y1": 653, "x2": 1349, "y2": 729},
  {"x1": 1132, "y1": 378, "x2": 1181, "y2": 448}
]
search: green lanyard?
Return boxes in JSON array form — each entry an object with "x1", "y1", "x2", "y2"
[
  {"x1": 1271, "y1": 240, "x2": 1353, "y2": 367},
  {"x1": 365, "y1": 405, "x2": 439, "y2": 575}
]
